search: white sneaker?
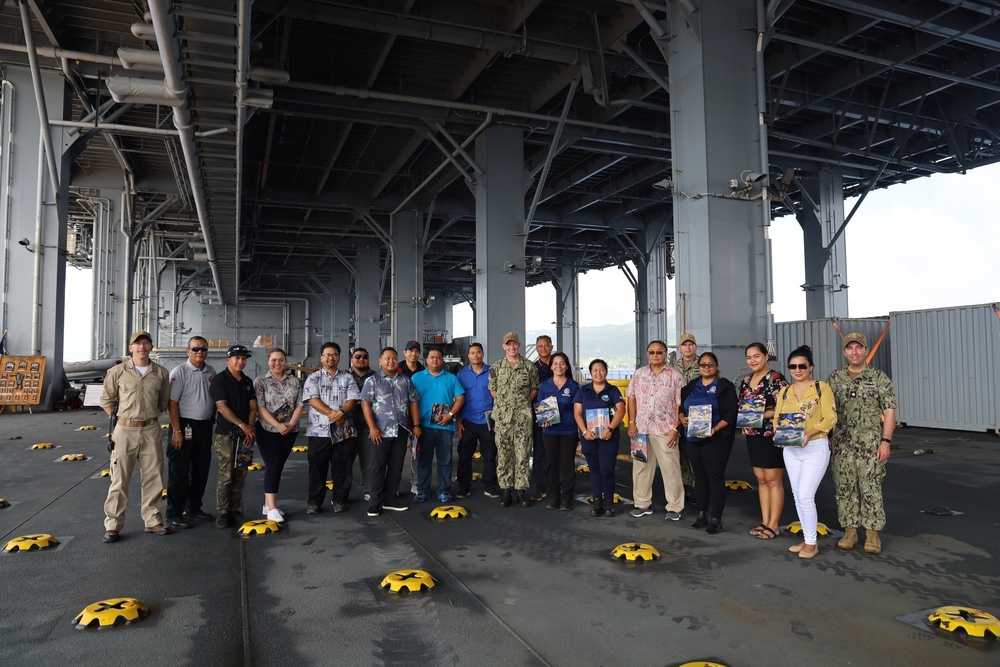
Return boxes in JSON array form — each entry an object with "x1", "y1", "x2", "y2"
[
  {"x1": 266, "y1": 508, "x2": 285, "y2": 523},
  {"x1": 262, "y1": 505, "x2": 285, "y2": 517}
]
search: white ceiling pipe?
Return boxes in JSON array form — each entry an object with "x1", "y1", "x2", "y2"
[
  {"x1": 249, "y1": 67, "x2": 289, "y2": 84},
  {"x1": 145, "y1": 4, "x2": 224, "y2": 301},
  {"x1": 117, "y1": 47, "x2": 165, "y2": 72},
  {"x1": 105, "y1": 76, "x2": 183, "y2": 107}
]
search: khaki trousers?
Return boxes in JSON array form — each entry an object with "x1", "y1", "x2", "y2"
[
  {"x1": 104, "y1": 422, "x2": 164, "y2": 531},
  {"x1": 631, "y1": 433, "x2": 684, "y2": 512}
]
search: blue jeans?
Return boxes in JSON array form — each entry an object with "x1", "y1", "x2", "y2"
[{"x1": 416, "y1": 427, "x2": 454, "y2": 495}]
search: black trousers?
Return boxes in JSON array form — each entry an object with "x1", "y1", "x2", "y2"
[
  {"x1": 166, "y1": 418, "x2": 213, "y2": 519},
  {"x1": 308, "y1": 435, "x2": 357, "y2": 505},
  {"x1": 256, "y1": 425, "x2": 296, "y2": 494},
  {"x1": 687, "y1": 436, "x2": 735, "y2": 519},
  {"x1": 368, "y1": 435, "x2": 408, "y2": 510},
  {"x1": 532, "y1": 423, "x2": 547, "y2": 492},
  {"x1": 543, "y1": 432, "x2": 578, "y2": 500},
  {"x1": 456, "y1": 421, "x2": 498, "y2": 494}
]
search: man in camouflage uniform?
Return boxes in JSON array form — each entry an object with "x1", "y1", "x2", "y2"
[
  {"x1": 488, "y1": 331, "x2": 540, "y2": 508},
  {"x1": 670, "y1": 333, "x2": 700, "y2": 490},
  {"x1": 827, "y1": 332, "x2": 896, "y2": 554}
]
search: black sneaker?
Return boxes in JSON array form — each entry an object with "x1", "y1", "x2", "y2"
[
  {"x1": 215, "y1": 512, "x2": 231, "y2": 529},
  {"x1": 367, "y1": 507, "x2": 381, "y2": 517},
  {"x1": 332, "y1": 501, "x2": 346, "y2": 513},
  {"x1": 455, "y1": 490, "x2": 471, "y2": 499},
  {"x1": 484, "y1": 489, "x2": 501, "y2": 499},
  {"x1": 102, "y1": 530, "x2": 120, "y2": 543},
  {"x1": 184, "y1": 509, "x2": 213, "y2": 522},
  {"x1": 167, "y1": 516, "x2": 193, "y2": 529},
  {"x1": 382, "y1": 501, "x2": 408, "y2": 512},
  {"x1": 307, "y1": 505, "x2": 320, "y2": 514}
]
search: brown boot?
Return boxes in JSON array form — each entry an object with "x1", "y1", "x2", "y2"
[
  {"x1": 837, "y1": 527, "x2": 858, "y2": 551},
  {"x1": 864, "y1": 529, "x2": 881, "y2": 554}
]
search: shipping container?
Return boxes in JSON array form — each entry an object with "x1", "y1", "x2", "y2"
[
  {"x1": 773, "y1": 318, "x2": 892, "y2": 382},
  {"x1": 890, "y1": 303, "x2": 1000, "y2": 433}
]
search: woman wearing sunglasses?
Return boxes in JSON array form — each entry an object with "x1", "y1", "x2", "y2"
[
  {"x1": 678, "y1": 352, "x2": 737, "y2": 534},
  {"x1": 772, "y1": 345, "x2": 837, "y2": 558},
  {"x1": 738, "y1": 342, "x2": 789, "y2": 540}
]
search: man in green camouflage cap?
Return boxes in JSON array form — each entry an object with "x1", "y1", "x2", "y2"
[
  {"x1": 670, "y1": 333, "x2": 700, "y2": 491},
  {"x1": 488, "y1": 332, "x2": 540, "y2": 508},
  {"x1": 827, "y1": 332, "x2": 896, "y2": 554}
]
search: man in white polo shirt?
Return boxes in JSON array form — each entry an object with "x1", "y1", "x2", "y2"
[{"x1": 166, "y1": 335, "x2": 217, "y2": 528}]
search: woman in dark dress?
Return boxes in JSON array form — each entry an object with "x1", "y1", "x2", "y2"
[
  {"x1": 738, "y1": 342, "x2": 789, "y2": 540},
  {"x1": 679, "y1": 352, "x2": 738, "y2": 534}
]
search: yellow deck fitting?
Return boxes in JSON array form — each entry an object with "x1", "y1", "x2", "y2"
[
  {"x1": 238, "y1": 519, "x2": 281, "y2": 536},
  {"x1": 99, "y1": 469, "x2": 111, "y2": 477},
  {"x1": 160, "y1": 423, "x2": 170, "y2": 429},
  {"x1": 429, "y1": 505, "x2": 469, "y2": 520},
  {"x1": 59, "y1": 454, "x2": 86, "y2": 462},
  {"x1": 247, "y1": 462, "x2": 264, "y2": 471},
  {"x1": 576, "y1": 464, "x2": 590, "y2": 474},
  {"x1": 380, "y1": 569, "x2": 436, "y2": 594},
  {"x1": 611, "y1": 543, "x2": 661, "y2": 562},
  {"x1": 472, "y1": 452, "x2": 482, "y2": 460},
  {"x1": 326, "y1": 480, "x2": 334, "y2": 490},
  {"x1": 77, "y1": 425, "x2": 97, "y2": 431},
  {"x1": 291, "y1": 445, "x2": 308, "y2": 452},
  {"x1": 725, "y1": 479, "x2": 752, "y2": 490},
  {"x1": 0, "y1": 499, "x2": 10, "y2": 509},
  {"x1": 589, "y1": 493, "x2": 621, "y2": 504},
  {"x1": 787, "y1": 521, "x2": 831, "y2": 536},
  {"x1": 471, "y1": 472, "x2": 482, "y2": 481},
  {"x1": 73, "y1": 598, "x2": 150, "y2": 630},
  {"x1": 4, "y1": 534, "x2": 60, "y2": 552},
  {"x1": 927, "y1": 606, "x2": 1000, "y2": 639},
  {"x1": 31, "y1": 443, "x2": 55, "y2": 449},
  {"x1": 161, "y1": 489, "x2": 167, "y2": 498}
]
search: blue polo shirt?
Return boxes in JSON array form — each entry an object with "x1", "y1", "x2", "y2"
[
  {"x1": 456, "y1": 364, "x2": 493, "y2": 424},
  {"x1": 411, "y1": 368, "x2": 465, "y2": 432},
  {"x1": 573, "y1": 383, "x2": 625, "y2": 437},
  {"x1": 536, "y1": 377, "x2": 581, "y2": 436}
]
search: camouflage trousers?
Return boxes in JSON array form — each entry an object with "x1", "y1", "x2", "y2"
[
  {"x1": 495, "y1": 411, "x2": 533, "y2": 491},
  {"x1": 677, "y1": 435, "x2": 695, "y2": 488},
  {"x1": 831, "y1": 450, "x2": 886, "y2": 530}
]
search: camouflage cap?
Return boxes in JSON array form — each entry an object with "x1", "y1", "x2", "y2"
[{"x1": 843, "y1": 332, "x2": 868, "y2": 348}]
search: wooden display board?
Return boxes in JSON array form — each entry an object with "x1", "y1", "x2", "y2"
[{"x1": 0, "y1": 355, "x2": 46, "y2": 411}]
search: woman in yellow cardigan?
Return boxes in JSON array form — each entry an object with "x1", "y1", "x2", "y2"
[{"x1": 772, "y1": 345, "x2": 837, "y2": 559}]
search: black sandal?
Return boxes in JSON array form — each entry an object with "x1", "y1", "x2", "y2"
[{"x1": 755, "y1": 525, "x2": 778, "y2": 540}]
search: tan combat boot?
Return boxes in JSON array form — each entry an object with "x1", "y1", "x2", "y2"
[
  {"x1": 864, "y1": 529, "x2": 881, "y2": 554},
  {"x1": 837, "y1": 527, "x2": 858, "y2": 551}
]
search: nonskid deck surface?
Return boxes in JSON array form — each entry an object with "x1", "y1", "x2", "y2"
[{"x1": 1, "y1": 410, "x2": 997, "y2": 666}]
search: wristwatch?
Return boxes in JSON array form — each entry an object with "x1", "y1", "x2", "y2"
[
  {"x1": 447, "y1": 411, "x2": 453, "y2": 417},
  {"x1": 880, "y1": 437, "x2": 892, "y2": 444}
]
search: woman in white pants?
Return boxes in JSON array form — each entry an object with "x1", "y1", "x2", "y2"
[{"x1": 772, "y1": 345, "x2": 837, "y2": 559}]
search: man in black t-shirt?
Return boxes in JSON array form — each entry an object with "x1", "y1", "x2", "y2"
[{"x1": 209, "y1": 345, "x2": 258, "y2": 528}]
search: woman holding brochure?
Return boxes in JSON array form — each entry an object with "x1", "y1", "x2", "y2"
[
  {"x1": 678, "y1": 352, "x2": 737, "y2": 534},
  {"x1": 772, "y1": 345, "x2": 837, "y2": 559},
  {"x1": 737, "y1": 342, "x2": 789, "y2": 540},
  {"x1": 536, "y1": 352, "x2": 581, "y2": 511},
  {"x1": 573, "y1": 359, "x2": 625, "y2": 517}
]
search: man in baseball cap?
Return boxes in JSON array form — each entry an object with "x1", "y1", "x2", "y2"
[
  {"x1": 210, "y1": 343, "x2": 258, "y2": 527},
  {"x1": 827, "y1": 332, "x2": 896, "y2": 554},
  {"x1": 227, "y1": 344, "x2": 252, "y2": 358}
]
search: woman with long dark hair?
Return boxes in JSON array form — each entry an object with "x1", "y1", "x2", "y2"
[
  {"x1": 772, "y1": 345, "x2": 837, "y2": 559},
  {"x1": 739, "y1": 342, "x2": 789, "y2": 540},
  {"x1": 254, "y1": 348, "x2": 303, "y2": 523},
  {"x1": 536, "y1": 352, "x2": 581, "y2": 510},
  {"x1": 679, "y1": 352, "x2": 737, "y2": 534}
]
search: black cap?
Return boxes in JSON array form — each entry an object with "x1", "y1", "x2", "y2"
[
  {"x1": 404, "y1": 340, "x2": 420, "y2": 351},
  {"x1": 227, "y1": 344, "x2": 252, "y2": 358}
]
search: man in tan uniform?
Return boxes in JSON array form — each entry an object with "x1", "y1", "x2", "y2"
[{"x1": 100, "y1": 330, "x2": 171, "y2": 543}]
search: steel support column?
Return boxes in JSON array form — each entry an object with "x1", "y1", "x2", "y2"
[
  {"x1": 0, "y1": 65, "x2": 68, "y2": 407},
  {"x1": 422, "y1": 289, "x2": 450, "y2": 343},
  {"x1": 636, "y1": 226, "x2": 670, "y2": 351},
  {"x1": 554, "y1": 265, "x2": 580, "y2": 375},
  {"x1": 798, "y1": 170, "x2": 849, "y2": 319},
  {"x1": 354, "y1": 245, "x2": 383, "y2": 350},
  {"x1": 390, "y1": 209, "x2": 423, "y2": 347},
  {"x1": 668, "y1": 0, "x2": 770, "y2": 372},
  {"x1": 474, "y1": 126, "x2": 526, "y2": 354},
  {"x1": 330, "y1": 270, "x2": 352, "y2": 347}
]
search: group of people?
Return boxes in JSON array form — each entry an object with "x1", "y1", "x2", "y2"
[{"x1": 99, "y1": 328, "x2": 897, "y2": 558}]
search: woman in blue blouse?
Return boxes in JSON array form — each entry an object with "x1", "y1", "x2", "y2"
[
  {"x1": 536, "y1": 352, "x2": 581, "y2": 510},
  {"x1": 573, "y1": 359, "x2": 626, "y2": 517},
  {"x1": 678, "y1": 352, "x2": 737, "y2": 534}
]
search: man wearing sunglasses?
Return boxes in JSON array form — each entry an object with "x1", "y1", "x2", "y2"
[
  {"x1": 165, "y1": 336, "x2": 217, "y2": 528},
  {"x1": 349, "y1": 347, "x2": 376, "y2": 501},
  {"x1": 827, "y1": 332, "x2": 897, "y2": 555}
]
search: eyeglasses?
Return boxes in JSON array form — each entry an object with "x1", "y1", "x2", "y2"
[
  {"x1": 189, "y1": 346, "x2": 209, "y2": 352},
  {"x1": 321, "y1": 353, "x2": 339, "y2": 358},
  {"x1": 647, "y1": 350, "x2": 666, "y2": 355},
  {"x1": 353, "y1": 354, "x2": 368, "y2": 360},
  {"x1": 698, "y1": 363, "x2": 717, "y2": 368},
  {"x1": 788, "y1": 363, "x2": 810, "y2": 371}
]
